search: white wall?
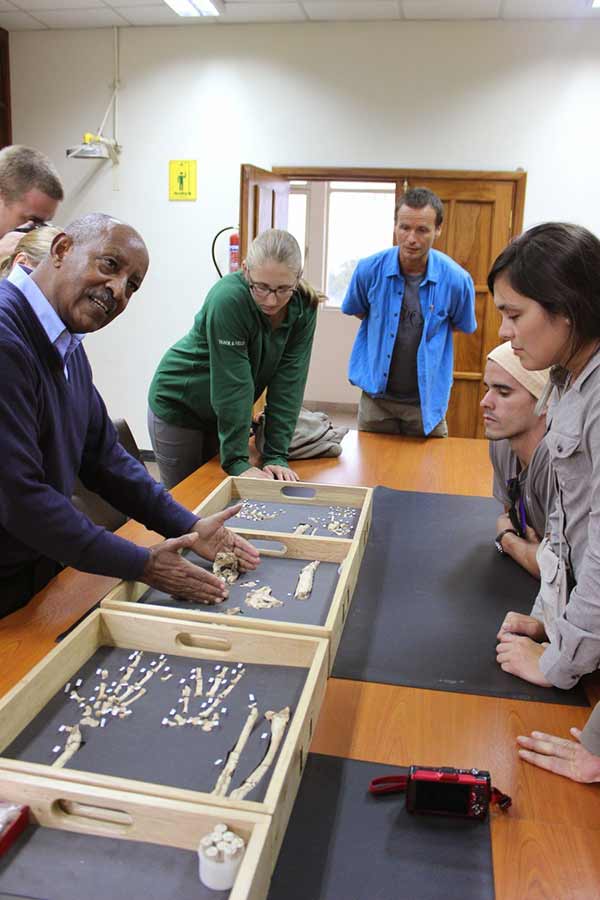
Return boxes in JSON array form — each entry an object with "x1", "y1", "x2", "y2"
[{"x1": 9, "y1": 20, "x2": 600, "y2": 442}]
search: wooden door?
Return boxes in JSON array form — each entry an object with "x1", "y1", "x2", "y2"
[
  {"x1": 239, "y1": 164, "x2": 290, "y2": 258},
  {"x1": 0, "y1": 28, "x2": 11, "y2": 148},
  {"x1": 399, "y1": 176, "x2": 516, "y2": 438}
]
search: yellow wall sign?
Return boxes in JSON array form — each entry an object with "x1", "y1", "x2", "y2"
[{"x1": 169, "y1": 160, "x2": 197, "y2": 201}]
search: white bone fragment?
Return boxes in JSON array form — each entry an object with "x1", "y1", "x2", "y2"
[
  {"x1": 245, "y1": 586, "x2": 283, "y2": 610},
  {"x1": 229, "y1": 708, "x2": 290, "y2": 800},
  {"x1": 293, "y1": 523, "x2": 311, "y2": 535},
  {"x1": 294, "y1": 560, "x2": 320, "y2": 600},
  {"x1": 52, "y1": 725, "x2": 82, "y2": 768},
  {"x1": 213, "y1": 551, "x2": 240, "y2": 584},
  {"x1": 212, "y1": 706, "x2": 259, "y2": 797}
]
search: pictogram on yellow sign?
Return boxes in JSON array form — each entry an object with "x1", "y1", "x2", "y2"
[{"x1": 169, "y1": 160, "x2": 197, "y2": 201}]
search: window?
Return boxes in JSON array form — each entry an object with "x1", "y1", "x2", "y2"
[{"x1": 291, "y1": 180, "x2": 395, "y2": 307}]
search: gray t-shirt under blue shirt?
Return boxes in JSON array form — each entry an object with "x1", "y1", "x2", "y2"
[{"x1": 385, "y1": 272, "x2": 423, "y2": 404}]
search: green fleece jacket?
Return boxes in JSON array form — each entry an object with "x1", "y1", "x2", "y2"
[{"x1": 148, "y1": 272, "x2": 318, "y2": 476}]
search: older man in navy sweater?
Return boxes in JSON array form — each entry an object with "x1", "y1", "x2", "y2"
[{"x1": 0, "y1": 213, "x2": 259, "y2": 616}]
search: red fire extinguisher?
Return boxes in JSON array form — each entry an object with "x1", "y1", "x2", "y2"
[{"x1": 229, "y1": 231, "x2": 240, "y2": 272}]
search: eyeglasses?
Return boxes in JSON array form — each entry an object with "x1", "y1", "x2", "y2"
[
  {"x1": 506, "y1": 476, "x2": 526, "y2": 538},
  {"x1": 246, "y1": 276, "x2": 297, "y2": 300},
  {"x1": 14, "y1": 221, "x2": 51, "y2": 234}
]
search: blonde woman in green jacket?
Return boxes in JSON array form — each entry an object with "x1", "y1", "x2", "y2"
[{"x1": 148, "y1": 229, "x2": 321, "y2": 488}]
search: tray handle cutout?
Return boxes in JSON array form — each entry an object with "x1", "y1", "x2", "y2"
[
  {"x1": 175, "y1": 632, "x2": 232, "y2": 654},
  {"x1": 52, "y1": 799, "x2": 133, "y2": 835},
  {"x1": 280, "y1": 486, "x2": 316, "y2": 499},
  {"x1": 253, "y1": 538, "x2": 287, "y2": 557}
]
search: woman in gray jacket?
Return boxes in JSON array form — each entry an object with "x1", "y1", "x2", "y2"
[{"x1": 489, "y1": 223, "x2": 600, "y2": 691}]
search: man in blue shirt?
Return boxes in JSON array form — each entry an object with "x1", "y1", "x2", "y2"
[
  {"x1": 341, "y1": 188, "x2": 476, "y2": 437},
  {"x1": 0, "y1": 213, "x2": 259, "y2": 616}
]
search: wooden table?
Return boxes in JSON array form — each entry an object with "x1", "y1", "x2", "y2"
[{"x1": 2, "y1": 432, "x2": 599, "y2": 898}]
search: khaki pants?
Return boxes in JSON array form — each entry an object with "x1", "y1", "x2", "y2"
[{"x1": 357, "y1": 393, "x2": 448, "y2": 438}]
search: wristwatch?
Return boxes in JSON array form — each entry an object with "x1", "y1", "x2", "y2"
[{"x1": 494, "y1": 528, "x2": 519, "y2": 555}]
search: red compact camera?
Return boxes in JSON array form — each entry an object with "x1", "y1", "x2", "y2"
[
  {"x1": 406, "y1": 766, "x2": 491, "y2": 820},
  {"x1": 369, "y1": 765, "x2": 511, "y2": 820}
]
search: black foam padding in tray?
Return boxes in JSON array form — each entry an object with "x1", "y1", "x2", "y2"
[
  {"x1": 332, "y1": 488, "x2": 587, "y2": 706},
  {"x1": 139, "y1": 551, "x2": 340, "y2": 626},
  {"x1": 268, "y1": 754, "x2": 495, "y2": 900},
  {"x1": 225, "y1": 498, "x2": 360, "y2": 537},
  {"x1": 0, "y1": 825, "x2": 227, "y2": 900},
  {"x1": 3, "y1": 648, "x2": 306, "y2": 801}
]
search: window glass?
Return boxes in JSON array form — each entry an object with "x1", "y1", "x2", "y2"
[
  {"x1": 326, "y1": 188, "x2": 395, "y2": 306},
  {"x1": 288, "y1": 192, "x2": 308, "y2": 267}
]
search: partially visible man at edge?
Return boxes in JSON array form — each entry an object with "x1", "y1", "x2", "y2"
[
  {"x1": 482, "y1": 341, "x2": 553, "y2": 578},
  {"x1": 341, "y1": 187, "x2": 476, "y2": 438},
  {"x1": 0, "y1": 213, "x2": 259, "y2": 617},
  {"x1": 0, "y1": 145, "x2": 63, "y2": 255}
]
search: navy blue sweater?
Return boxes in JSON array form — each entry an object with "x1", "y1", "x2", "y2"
[{"x1": 0, "y1": 281, "x2": 198, "y2": 585}]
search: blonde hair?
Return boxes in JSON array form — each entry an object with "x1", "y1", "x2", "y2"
[
  {"x1": 0, "y1": 225, "x2": 61, "y2": 277},
  {"x1": 245, "y1": 228, "x2": 327, "y2": 308}
]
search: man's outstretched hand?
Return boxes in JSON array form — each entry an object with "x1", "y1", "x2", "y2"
[
  {"x1": 140, "y1": 506, "x2": 260, "y2": 604},
  {"x1": 141, "y1": 533, "x2": 230, "y2": 604},
  {"x1": 189, "y1": 504, "x2": 260, "y2": 571}
]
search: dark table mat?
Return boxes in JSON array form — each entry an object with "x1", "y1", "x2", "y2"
[
  {"x1": 225, "y1": 498, "x2": 360, "y2": 537},
  {"x1": 268, "y1": 754, "x2": 495, "y2": 900},
  {"x1": 0, "y1": 825, "x2": 227, "y2": 900},
  {"x1": 4, "y1": 648, "x2": 306, "y2": 801},
  {"x1": 332, "y1": 488, "x2": 587, "y2": 706},
  {"x1": 139, "y1": 551, "x2": 340, "y2": 627}
]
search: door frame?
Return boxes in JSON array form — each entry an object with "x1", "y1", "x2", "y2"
[
  {"x1": 273, "y1": 166, "x2": 526, "y2": 239},
  {"x1": 0, "y1": 27, "x2": 12, "y2": 148}
]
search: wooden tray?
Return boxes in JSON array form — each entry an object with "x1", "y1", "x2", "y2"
[
  {"x1": 0, "y1": 608, "x2": 328, "y2": 863},
  {"x1": 190, "y1": 476, "x2": 372, "y2": 544},
  {"x1": 0, "y1": 771, "x2": 272, "y2": 900},
  {"x1": 102, "y1": 477, "x2": 373, "y2": 672}
]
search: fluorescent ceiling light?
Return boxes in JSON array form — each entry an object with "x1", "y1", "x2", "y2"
[{"x1": 163, "y1": 0, "x2": 223, "y2": 16}]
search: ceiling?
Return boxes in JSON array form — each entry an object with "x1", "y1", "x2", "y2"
[{"x1": 0, "y1": 0, "x2": 598, "y2": 33}]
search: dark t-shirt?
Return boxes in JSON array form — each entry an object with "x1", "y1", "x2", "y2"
[{"x1": 385, "y1": 272, "x2": 423, "y2": 404}]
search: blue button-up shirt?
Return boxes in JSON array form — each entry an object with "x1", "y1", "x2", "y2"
[
  {"x1": 8, "y1": 264, "x2": 83, "y2": 379},
  {"x1": 341, "y1": 247, "x2": 476, "y2": 434}
]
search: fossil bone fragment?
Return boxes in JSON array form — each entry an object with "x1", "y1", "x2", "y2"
[
  {"x1": 53, "y1": 725, "x2": 82, "y2": 768},
  {"x1": 327, "y1": 520, "x2": 351, "y2": 537},
  {"x1": 212, "y1": 706, "x2": 259, "y2": 797},
  {"x1": 181, "y1": 684, "x2": 192, "y2": 714},
  {"x1": 229, "y1": 707, "x2": 290, "y2": 800},
  {"x1": 245, "y1": 586, "x2": 283, "y2": 610},
  {"x1": 294, "y1": 560, "x2": 320, "y2": 600},
  {"x1": 213, "y1": 551, "x2": 240, "y2": 584},
  {"x1": 194, "y1": 667, "x2": 203, "y2": 697},
  {"x1": 293, "y1": 523, "x2": 311, "y2": 535}
]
